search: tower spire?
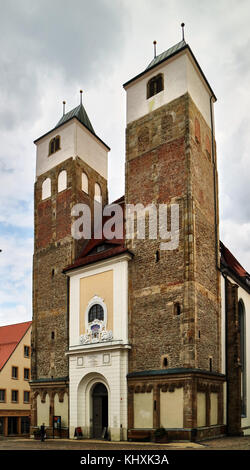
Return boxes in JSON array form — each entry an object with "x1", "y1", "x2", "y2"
[
  {"x1": 181, "y1": 22, "x2": 185, "y2": 42},
  {"x1": 153, "y1": 40, "x2": 157, "y2": 58}
]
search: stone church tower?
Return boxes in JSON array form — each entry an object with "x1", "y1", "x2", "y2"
[
  {"x1": 124, "y1": 40, "x2": 224, "y2": 439},
  {"x1": 29, "y1": 35, "x2": 245, "y2": 441},
  {"x1": 30, "y1": 96, "x2": 109, "y2": 435}
]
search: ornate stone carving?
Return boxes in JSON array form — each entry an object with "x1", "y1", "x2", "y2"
[{"x1": 80, "y1": 319, "x2": 113, "y2": 345}]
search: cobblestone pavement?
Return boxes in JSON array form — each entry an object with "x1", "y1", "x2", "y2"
[{"x1": 0, "y1": 435, "x2": 250, "y2": 450}]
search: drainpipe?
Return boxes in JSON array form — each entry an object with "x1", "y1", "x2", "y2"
[{"x1": 210, "y1": 95, "x2": 219, "y2": 270}]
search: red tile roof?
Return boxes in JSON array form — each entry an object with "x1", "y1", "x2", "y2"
[
  {"x1": 63, "y1": 196, "x2": 133, "y2": 272},
  {"x1": 220, "y1": 241, "x2": 250, "y2": 288},
  {"x1": 0, "y1": 321, "x2": 32, "y2": 371}
]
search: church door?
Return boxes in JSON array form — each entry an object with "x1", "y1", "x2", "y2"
[{"x1": 92, "y1": 383, "x2": 108, "y2": 438}]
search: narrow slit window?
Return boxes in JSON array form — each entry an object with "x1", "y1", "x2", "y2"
[
  {"x1": 82, "y1": 172, "x2": 89, "y2": 194},
  {"x1": 174, "y1": 302, "x2": 181, "y2": 316},
  {"x1": 58, "y1": 170, "x2": 67, "y2": 192},
  {"x1": 94, "y1": 183, "x2": 102, "y2": 203},
  {"x1": 42, "y1": 177, "x2": 51, "y2": 200}
]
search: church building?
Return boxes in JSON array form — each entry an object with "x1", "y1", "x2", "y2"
[{"x1": 30, "y1": 35, "x2": 250, "y2": 441}]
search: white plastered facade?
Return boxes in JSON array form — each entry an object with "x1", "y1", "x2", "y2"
[
  {"x1": 125, "y1": 49, "x2": 214, "y2": 128},
  {"x1": 67, "y1": 254, "x2": 131, "y2": 441},
  {"x1": 35, "y1": 119, "x2": 108, "y2": 180}
]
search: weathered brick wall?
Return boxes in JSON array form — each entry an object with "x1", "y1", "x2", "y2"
[
  {"x1": 32, "y1": 156, "x2": 108, "y2": 380},
  {"x1": 125, "y1": 93, "x2": 220, "y2": 374},
  {"x1": 189, "y1": 97, "x2": 221, "y2": 371}
]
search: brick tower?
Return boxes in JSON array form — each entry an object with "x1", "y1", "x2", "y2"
[
  {"x1": 30, "y1": 95, "x2": 109, "y2": 436},
  {"x1": 124, "y1": 39, "x2": 225, "y2": 439}
]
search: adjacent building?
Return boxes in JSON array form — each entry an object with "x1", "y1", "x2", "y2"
[{"x1": 0, "y1": 321, "x2": 32, "y2": 436}]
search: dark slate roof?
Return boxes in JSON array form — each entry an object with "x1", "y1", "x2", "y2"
[
  {"x1": 55, "y1": 103, "x2": 95, "y2": 134},
  {"x1": 145, "y1": 40, "x2": 186, "y2": 71},
  {"x1": 127, "y1": 368, "x2": 225, "y2": 378},
  {"x1": 63, "y1": 196, "x2": 133, "y2": 273}
]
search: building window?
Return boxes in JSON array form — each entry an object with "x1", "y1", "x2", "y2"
[
  {"x1": 0, "y1": 390, "x2": 6, "y2": 402},
  {"x1": 162, "y1": 356, "x2": 168, "y2": 368},
  {"x1": 147, "y1": 73, "x2": 164, "y2": 99},
  {"x1": 58, "y1": 170, "x2": 67, "y2": 192},
  {"x1": 41, "y1": 177, "x2": 51, "y2": 200},
  {"x1": 23, "y1": 391, "x2": 30, "y2": 403},
  {"x1": 239, "y1": 299, "x2": 247, "y2": 416},
  {"x1": 82, "y1": 172, "x2": 89, "y2": 194},
  {"x1": 12, "y1": 366, "x2": 18, "y2": 379},
  {"x1": 24, "y1": 368, "x2": 30, "y2": 380},
  {"x1": 88, "y1": 304, "x2": 104, "y2": 323},
  {"x1": 174, "y1": 302, "x2": 181, "y2": 315},
  {"x1": 49, "y1": 135, "x2": 60, "y2": 155},
  {"x1": 24, "y1": 346, "x2": 30, "y2": 358},
  {"x1": 94, "y1": 183, "x2": 102, "y2": 203},
  {"x1": 11, "y1": 390, "x2": 18, "y2": 403}
]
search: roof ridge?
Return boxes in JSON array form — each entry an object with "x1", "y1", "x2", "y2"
[
  {"x1": 0, "y1": 320, "x2": 32, "y2": 329},
  {"x1": 55, "y1": 102, "x2": 95, "y2": 134},
  {"x1": 145, "y1": 39, "x2": 186, "y2": 71}
]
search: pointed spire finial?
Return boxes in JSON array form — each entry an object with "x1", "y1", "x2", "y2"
[
  {"x1": 80, "y1": 89, "x2": 83, "y2": 105},
  {"x1": 63, "y1": 101, "x2": 66, "y2": 116},
  {"x1": 181, "y1": 23, "x2": 185, "y2": 42},
  {"x1": 153, "y1": 40, "x2": 157, "y2": 59}
]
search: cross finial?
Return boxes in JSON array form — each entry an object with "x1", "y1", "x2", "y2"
[
  {"x1": 181, "y1": 23, "x2": 185, "y2": 42},
  {"x1": 80, "y1": 89, "x2": 83, "y2": 105},
  {"x1": 153, "y1": 40, "x2": 157, "y2": 58}
]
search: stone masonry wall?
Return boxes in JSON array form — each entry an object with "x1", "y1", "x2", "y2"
[
  {"x1": 125, "y1": 93, "x2": 220, "y2": 374},
  {"x1": 32, "y1": 156, "x2": 108, "y2": 380}
]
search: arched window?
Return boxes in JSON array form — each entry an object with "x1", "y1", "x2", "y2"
[
  {"x1": 239, "y1": 300, "x2": 247, "y2": 416},
  {"x1": 42, "y1": 177, "x2": 51, "y2": 200},
  {"x1": 58, "y1": 170, "x2": 67, "y2": 192},
  {"x1": 88, "y1": 304, "x2": 104, "y2": 323},
  {"x1": 94, "y1": 183, "x2": 102, "y2": 203},
  {"x1": 49, "y1": 135, "x2": 60, "y2": 155},
  {"x1": 82, "y1": 172, "x2": 89, "y2": 194},
  {"x1": 147, "y1": 73, "x2": 164, "y2": 99}
]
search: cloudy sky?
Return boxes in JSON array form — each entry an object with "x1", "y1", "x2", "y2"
[{"x1": 0, "y1": 0, "x2": 250, "y2": 326}]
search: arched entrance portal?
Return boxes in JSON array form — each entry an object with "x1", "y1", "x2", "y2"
[{"x1": 92, "y1": 383, "x2": 108, "y2": 438}]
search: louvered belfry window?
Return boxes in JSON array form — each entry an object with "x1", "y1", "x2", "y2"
[
  {"x1": 147, "y1": 73, "x2": 164, "y2": 99},
  {"x1": 49, "y1": 135, "x2": 60, "y2": 155}
]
